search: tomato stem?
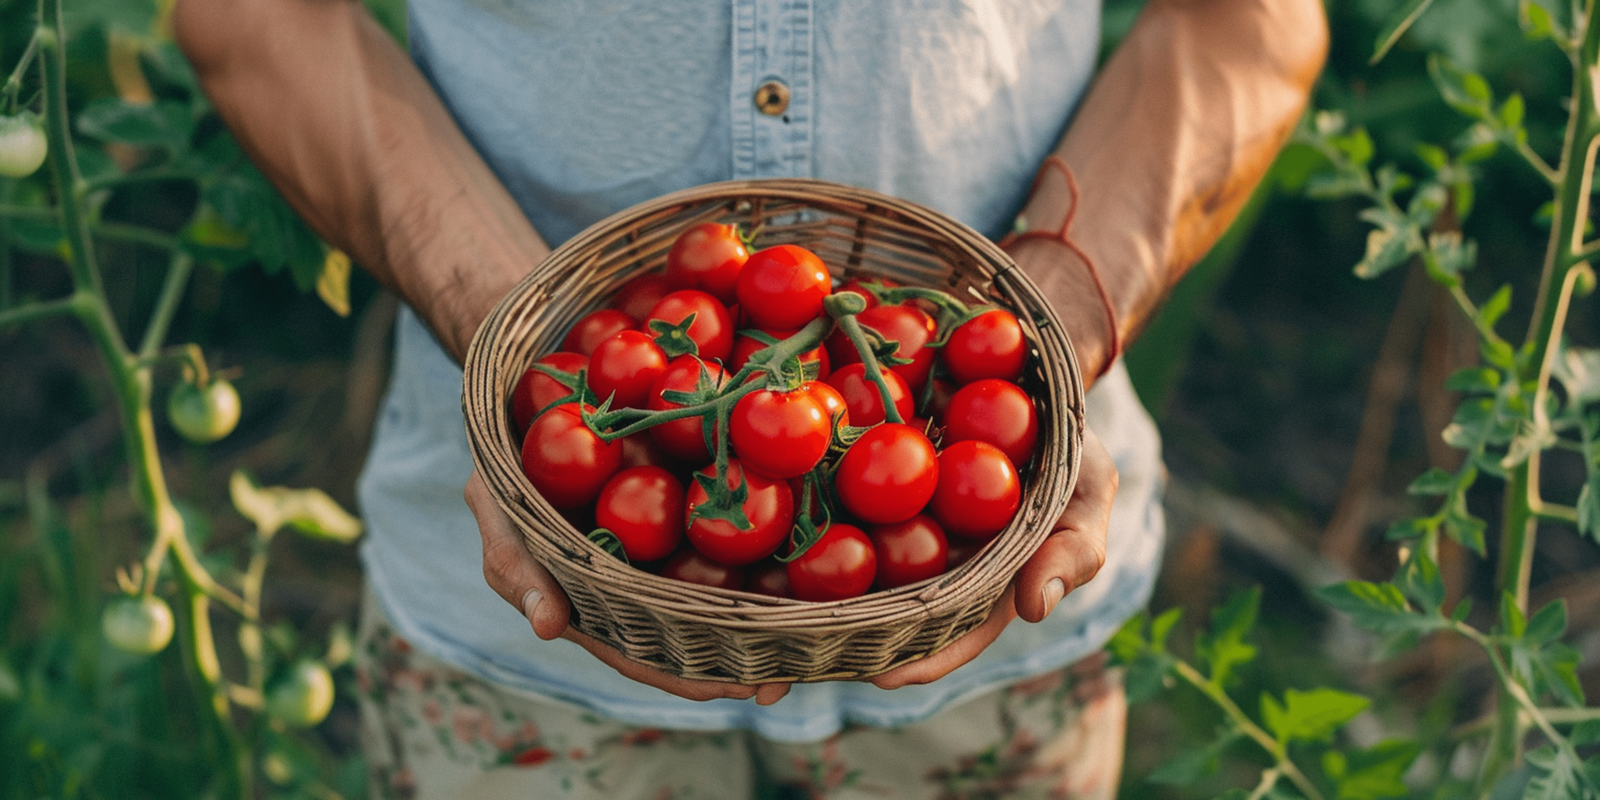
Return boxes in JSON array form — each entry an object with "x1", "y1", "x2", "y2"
[{"x1": 825, "y1": 294, "x2": 905, "y2": 425}]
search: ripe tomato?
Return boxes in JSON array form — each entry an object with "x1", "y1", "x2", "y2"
[
  {"x1": 587, "y1": 330, "x2": 668, "y2": 409},
  {"x1": 801, "y1": 380, "x2": 849, "y2": 429},
  {"x1": 512, "y1": 351, "x2": 587, "y2": 433},
  {"x1": 266, "y1": 659, "x2": 335, "y2": 728},
  {"x1": 868, "y1": 514, "x2": 949, "y2": 590},
  {"x1": 561, "y1": 308, "x2": 636, "y2": 356},
  {"x1": 929, "y1": 441, "x2": 1021, "y2": 540},
  {"x1": 685, "y1": 459, "x2": 795, "y2": 566},
  {"x1": 595, "y1": 466, "x2": 685, "y2": 562},
  {"x1": 521, "y1": 404, "x2": 623, "y2": 509},
  {"x1": 827, "y1": 304, "x2": 938, "y2": 391},
  {"x1": 610, "y1": 272, "x2": 673, "y2": 320},
  {"x1": 101, "y1": 595, "x2": 175, "y2": 655},
  {"x1": 646, "y1": 356, "x2": 727, "y2": 465},
  {"x1": 825, "y1": 363, "x2": 914, "y2": 426},
  {"x1": 942, "y1": 379, "x2": 1039, "y2": 467},
  {"x1": 736, "y1": 245, "x2": 831, "y2": 330},
  {"x1": 729, "y1": 328, "x2": 829, "y2": 379},
  {"x1": 0, "y1": 111, "x2": 47, "y2": 178},
  {"x1": 746, "y1": 559, "x2": 793, "y2": 598},
  {"x1": 944, "y1": 309, "x2": 1028, "y2": 384},
  {"x1": 660, "y1": 548, "x2": 745, "y2": 590},
  {"x1": 645, "y1": 290, "x2": 735, "y2": 363},
  {"x1": 168, "y1": 377, "x2": 242, "y2": 444},
  {"x1": 836, "y1": 276, "x2": 896, "y2": 311},
  {"x1": 730, "y1": 388, "x2": 831, "y2": 479},
  {"x1": 665, "y1": 222, "x2": 749, "y2": 304},
  {"x1": 835, "y1": 423, "x2": 938, "y2": 524},
  {"x1": 786, "y1": 523, "x2": 877, "y2": 602},
  {"x1": 619, "y1": 432, "x2": 675, "y2": 470}
]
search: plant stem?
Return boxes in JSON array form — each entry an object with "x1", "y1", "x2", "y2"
[
  {"x1": 825, "y1": 293, "x2": 905, "y2": 424},
  {"x1": 36, "y1": 14, "x2": 101, "y2": 297},
  {"x1": 1172, "y1": 660, "x2": 1326, "y2": 800},
  {"x1": 0, "y1": 291, "x2": 78, "y2": 328},
  {"x1": 81, "y1": 168, "x2": 207, "y2": 194},
  {"x1": 138, "y1": 252, "x2": 194, "y2": 358},
  {"x1": 1, "y1": 27, "x2": 39, "y2": 110},
  {"x1": 0, "y1": 204, "x2": 181, "y2": 250}
]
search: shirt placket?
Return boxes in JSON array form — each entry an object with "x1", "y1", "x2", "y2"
[{"x1": 730, "y1": 0, "x2": 813, "y2": 179}]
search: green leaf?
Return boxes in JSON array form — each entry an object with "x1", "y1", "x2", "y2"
[
  {"x1": 1354, "y1": 225, "x2": 1418, "y2": 280},
  {"x1": 1501, "y1": 591, "x2": 1528, "y2": 639},
  {"x1": 1384, "y1": 516, "x2": 1432, "y2": 542},
  {"x1": 1570, "y1": 720, "x2": 1600, "y2": 747},
  {"x1": 1262, "y1": 687, "x2": 1370, "y2": 745},
  {"x1": 1317, "y1": 581, "x2": 1447, "y2": 636},
  {"x1": 1415, "y1": 143, "x2": 1449, "y2": 171},
  {"x1": 76, "y1": 99, "x2": 195, "y2": 153},
  {"x1": 1526, "y1": 600, "x2": 1567, "y2": 646},
  {"x1": 1501, "y1": 419, "x2": 1558, "y2": 470},
  {"x1": 1334, "y1": 128, "x2": 1376, "y2": 167},
  {"x1": 1406, "y1": 468, "x2": 1457, "y2": 496},
  {"x1": 1456, "y1": 123, "x2": 1501, "y2": 164},
  {"x1": 1519, "y1": 0, "x2": 1561, "y2": 41},
  {"x1": 1428, "y1": 54, "x2": 1493, "y2": 119},
  {"x1": 1445, "y1": 367, "x2": 1500, "y2": 393},
  {"x1": 1479, "y1": 285, "x2": 1512, "y2": 328},
  {"x1": 1554, "y1": 345, "x2": 1600, "y2": 405},
  {"x1": 1499, "y1": 93, "x2": 1526, "y2": 130},
  {"x1": 1123, "y1": 651, "x2": 1175, "y2": 704},
  {"x1": 1525, "y1": 745, "x2": 1586, "y2": 800},
  {"x1": 229, "y1": 470, "x2": 363, "y2": 543},
  {"x1": 1400, "y1": 550, "x2": 1446, "y2": 614},
  {"x1": 1148, "y1": 730, "x2": 1239, "y2": 785},
  {"x1": 204, "y1": 166, "x2": 328, "y2": 291},
  {"x1": 1325, "y1": 740, "x2": 1423, "y2": 800},
  {"x1": 1106, "y1": 612, "x2": 1150, "y2": 664},
  {"x1": 1306, "y1": 172, "x2": 1369, "y2": 200},
  {"x1": 1371, "y1": 0, "x2": 1440, "y2": 63},
  {"x1": 1151, "y1": 607, "x2": 1183, "y2": 652},
  {"x1": 1197, "y1": 587, "x2": 1260, "y2": 688}
]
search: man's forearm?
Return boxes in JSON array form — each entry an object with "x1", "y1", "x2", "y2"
[
  {"x1": 1011, "y1": 0, "x2": 1329, "y2": 382},
  {"x1": 173, "y1": 0, "x2": 547, "y2": 361}
]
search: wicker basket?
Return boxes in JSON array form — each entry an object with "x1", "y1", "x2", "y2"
[{"x1": 463, "y1": 179, "x2": 1086, "y2": 683}]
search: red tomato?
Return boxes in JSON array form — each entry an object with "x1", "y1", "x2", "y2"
[
  {"x1": 685, "y1": 459, "x2": 795, "y2": 566},
  {"x1": 619, "y1": 432, "x2": 675, "y2": 470},
  {"x1": 826, "y1": 304, "x2": 938, "y2": 391},
  {"x1": 730, "y1": 389, "x2": 831, "y2": 480},
  {"x1": 946, "y1": 538, "x2": 984, "y2": 570},
  {"x1": 521, "y1": 404, "x2": 623, "y2": 509},
  {"x1": 729, "y1": 328, "x2": 830, "y2": 379},
  {"x1": 611, "y1": 273, "x2": 673, "y2": 320},
  {"x1": 825, "y1": 363, "x2": 914, "y2": 427},
  {"x1": 836, "y1": 276, "x2": 896, "y2": 311},
  {"x1": 802, "y1": 381, "x2": 849, "y2": 429},
  {"x1": 665, "y1": 222, "x2": 749, "y2": 304},
  {"x1": 645, "y1": 290, "x2": 735, "y2": 363},
  {"x1": 511, "y1": 351, "x2": 587, "y2": 434},
  {"x1": 786, "y1": 523, "x2": 877, "y2": 602},
  {"x1": 746, "y1": 559, "x2": 793, "y2": 598},
  {"x1": 588, "y1": 331, "x2": 668, "y2": 409},
  {"x1": 561, "y1": 309, "x2": 637, "y2": 356},
  {"x1": 944, "y1": 309, "x2": 1028, "y2": 385},
  {"x1": 929, "y1": 441, "x2": 1021, "y2": 540},
  {"x1": 646, "y1": 356, "x2": 728, "y2": 465},
  {"x1": 835, "y1": 423, "x2": 939, "y2": 524},
  {"x1": 594, "y1": 466, "x2": 685, "y2": 562},
  {"x1": 868, "y1": 514, "x2": 949, "y2": 590},
  {"x1": 942, "y1": 379, "x2": 1039, "y2": 468},
  {"x1": 736, "y1": 245, "x2": 831, "y2": 330},
  {"x1": 660, "y1": 549, "x2": 745, "y2": 590}
]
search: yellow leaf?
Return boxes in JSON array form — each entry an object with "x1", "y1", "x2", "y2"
[{"x1": 317, "y1": 249, "x2": 352, "y2": 317}]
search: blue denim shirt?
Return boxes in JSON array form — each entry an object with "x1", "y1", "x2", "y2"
[{"x1": 358, "y1": 0, "x2": 1165, "y2": 743}]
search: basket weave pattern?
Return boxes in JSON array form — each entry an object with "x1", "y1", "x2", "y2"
[{"x1": 463, "y1": 179, "x2": 1086, "y2": 683}]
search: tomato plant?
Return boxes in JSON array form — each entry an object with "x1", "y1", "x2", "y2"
[
  {"x1": 828, "y1": 303, "x2": 938, "y2": 391},
  {"x1": 786, "y1": 523, "x2": 877, "y2": 602},
  {"x1": 729, "y1": 388, "x2": 831, "y2": 479},
  {"x1": 868, "y1": 514, "x2": 949, "y2": 590},
  {"x1": 665, "y1": 222, "x2": 749, "y2": 304},
  {"x1": 736, "y1": 244, "x2": 831, "y2": 329},
  {"x1": 928, "y1": 440, "x2": 1019, "y2": 540},
  {"x1": 941, "y1": 379, "x2": 1038, "y2": 467},
  {"x1": 943, "y1": 309, "x2": 1027, "y2": 385},
  {"x1": 587, "y1": 330, "x2": 668, "y2": 409},
  {"x1": 835, "y1": 423, "x2": 939, "y2": 524},
  {"x1": 685, "y1": 459, "x2": 795, "y2": 566},
  {"x1": 730, "y1": 327, "x2": 830, "y2": 378},
  {"x1": 594, "y1": 466, "x2": 685, "y2": 562},
  {"x1": 521, "y1": 404, "x2": 624, "y2": 509}
]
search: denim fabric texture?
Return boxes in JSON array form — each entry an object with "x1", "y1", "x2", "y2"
[{"x1": 357, "y1": 0, "x2": 1164, "y2": 743}]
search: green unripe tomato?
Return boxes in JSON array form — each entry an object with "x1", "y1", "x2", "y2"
[
  {"x1": 167, "y1": 377, "x2": 241, "y2": 444},
  {"x1": 266, "y1": 660, "x2": 335, "y2": 728},
  {"x1": 102, "y1": 595, "x2": 175, "y2": 656},
  {"x1": 0, "y1": 111, "x2": 47, "y2": 178}
]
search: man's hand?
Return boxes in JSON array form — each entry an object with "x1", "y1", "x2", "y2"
[
  {"x1": 465, "y1": 471, "x2": 793, "y2": 705},
  {"x1": 872, "y1": 427, "x2": 1115, "y2": 689}
]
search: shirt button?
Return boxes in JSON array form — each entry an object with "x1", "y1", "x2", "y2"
[{"x1": 754, "y1": 80, "x2": 790, "y2": 116}]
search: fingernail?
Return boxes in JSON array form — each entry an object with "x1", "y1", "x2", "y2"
[
  {"x1": 1041, "y1": 577, "x2": 1066, "y2": 616},
  {"x1": 521, "y1": 588, "x2": 543, "y2": 629}
]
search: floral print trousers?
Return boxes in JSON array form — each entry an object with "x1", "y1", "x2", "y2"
[{"x1": 355, "y1": 593, "x2": 1126, "y2": 800}]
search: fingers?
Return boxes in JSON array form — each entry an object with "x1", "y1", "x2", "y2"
[
  {"x1": 871, "y1": 586, "x2": 1018, "y2": 690},
  {"x1": 1014, "y1": 428, "x2": 1116, "y2": 623},
  {"x1": 466, "y1": 470, "x2": 571, "y2": 640}
]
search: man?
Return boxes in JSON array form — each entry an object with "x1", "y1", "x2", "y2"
[{"x1": 173, "y1": 0, "x2": 1326, "y2": 796}]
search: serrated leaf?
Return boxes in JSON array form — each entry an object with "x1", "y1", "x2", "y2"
[
  {"x1": 1501, "y1": 591, "x2": 1528, "y2": 639},
  {"x1": 1197, "y1": 587, "x2": 1260, "y2": 688},
  {"x1": 1499, "y1": 93, "x2": 1526, "y2": 130},
  {"x1": 1526, "y1": 600, "x2": 1567, "y2": 646},
  {"x1": 1445, "y1": 367, "x2": 1500, "y2": 393},
  {"x1": 1533, "y1": 642, "x2": 1585, "y2": 706},
  {"x1": 1371, "y1": 0, "x2": 1440, "y2": 63},
  {"x1": 1401, "y1": 550, "x2": 1446, "y2": 614},
  {"x1": 1355, "y1": 226, "x2": 1418, "y2": 280},
  {"x1": 1263, "y1": 687, "x2": 1370, "y2": 744},
  {"x1": 1428, "y1": 54, "x2": 1493, "y2": 119},
  {"x1": 1479, "y1": 284, "x2": 1512, "y2": 328},
  {"x1": 1384, "y1": 516, "x2": 1432, "y2": 541},
  {"x1": 1148, "y1": 730, "x2": 1239, "y2": 785},
  {"x1": 1326, "y1": 740, "x2": 1423, "y2": 800},
  {"x1": 1501, "y1": 419, "x2": 1558, "y2": 469},
  {"x1": 1151, "y1": 607, "x2": 1183, "y2": 652},
  {"x1": 1481, "y1": 338, "x2": 1517, "y2": 371},
  {"x1": 76, "y1": 99, "x2": 195, "y2": 152},
  {"x1": 1441, "y1": 508, "x2": 1487, "y2": 554},
  {"x1": 229, "y1": 470, "x2": 362, "y2": 542},
  {"x1": 1317, "y1": 581, "x2": 1446, "y2": 635},
  {"x1": 1407, "y1": 468, "x2": 1457, "y2": 496},
  {"x1": 1525, "y1": 745, "x2": 1586, "y2": 800},
  {"x1": 1106, "y1": 612, "x2": 1150, "y2": 664}
]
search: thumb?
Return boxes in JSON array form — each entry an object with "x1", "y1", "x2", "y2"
[{"x1": 466, "y1": 470, "x2": 571, "y2": 639}]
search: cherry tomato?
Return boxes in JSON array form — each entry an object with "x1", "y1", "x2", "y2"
[
  {"x1": 0, "y1": 111, "x2": 47, "y2": 178},
  {"x1": 868, "y1": 514, "x2": 949, "y2": 590},
  {"x1": 802, "y1": 380, "x2": 849, "y2": 429},
  {"x1": 562, "y1": 308, "x2": 636, "y2": 356},
  {"x1": 947, "y1": 538, "x2": 984, "y2": 570},
  {"x1": 587, "y1": 330, "x2": 668, "y2": 409},
  {"x1": 595, "y1": 466, "x2": 685, "y2": 562},
  {"x1": 942, "y1": 379, "x2": 1039, "y2": 468},
  {"x1": 729, "y1": 328, "x2": 830, "y2": 379},
  {"x1": 266, "y1": 659, "x2": 335, "y2": 728},
  {"x1": 645, "y1": 290, "x2": 735, "y2": 363},
  {"x1": 944, "y1": 309, "x2": 1028, "y2": 385},
  {"x1": 786, "y1": 523, "x2": 877, "y2": 602},
  {"x1": 168, "y1": 377, "x2": 242, "y2": 444},
  {"x1": 730, "y1": 388, "x2": 830, "y2": 479},
  {"x1": 646, "y1": 356, "x2": 728, "y2": 465},
  {"x1": 746, "y1": 559, "x2": 793, "y2": 598},
  {"x1": 512, "y1": 351, "x2": 587, "y2": 434},
  {"x1": 736, "y1": 245, "x2": 831, "y2": 330},
  {"x1": 102, "y1": 595, "x2": 175, "y2": 655},
  {"x1": 837, "y1": 276, "x2": 896, "y2": 311},
  {"x1": 659, "y1": 548, "x2": 745, "y2": 590},
  {"x1": 835, "y1": 423, "x2": 939, "y2": 524},
  {"x1": 610, "y1": 272, "x2": 673, "y2": 320},
  {"x1": 827, "y1": 304, "x2": 938, "y2": 391},
  {"x1": 685, "y1": 459, "x2": 795, "y2": 566},
  {"x1": 825, "y1": 363, "x2": 914, "y2": 427},
  {"x1": 521, "y1": 404, "x2": 623, "y2": 509},
  {"x1": 929, "y1": 441, "x2": 1021, "y2": 540},
  {"x1": 665, "y1": 222, "x2": 749, "y2": 304},
  {"x1": 619, "y1": 432, "x2": 675, "y2": 470}
]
